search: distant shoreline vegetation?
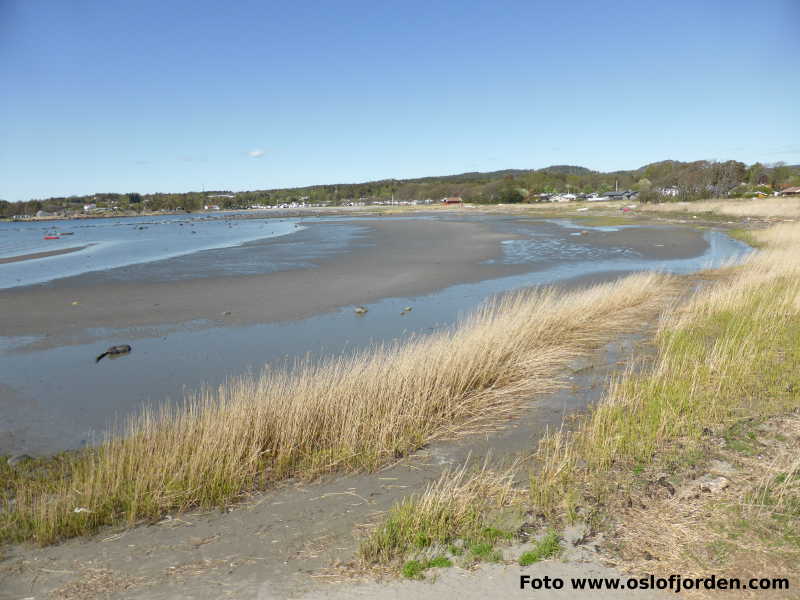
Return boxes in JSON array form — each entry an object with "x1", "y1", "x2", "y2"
[{"x1": 2, "y1": 159, "x2": 799, "y2": 218}]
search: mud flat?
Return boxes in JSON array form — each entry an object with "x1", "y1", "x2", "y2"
[
  {"x1": 0, "y1": 217, "x2": 711, "y2": 343},
  {"x1": 0, "y1": 218, "x2": 520, "y2": 341}
]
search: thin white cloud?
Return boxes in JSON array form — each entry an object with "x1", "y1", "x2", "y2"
[{"x1": 248, "y1": 149, "x2": 266, "y2": 158}]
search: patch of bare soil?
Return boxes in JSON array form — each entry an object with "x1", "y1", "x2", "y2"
[{"x1": 51, "y1": 566, "x2": 150, "y2": 600}]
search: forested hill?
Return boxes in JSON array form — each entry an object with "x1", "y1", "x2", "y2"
[{"x1": 3, "y1": 160, "x2": 799, "y2": 217}]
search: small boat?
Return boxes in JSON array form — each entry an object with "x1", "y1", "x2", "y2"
[
  {"x1": 59, "y1": 232, "x2": 74, "y2": 235},
  {"x1": 43, "y1": 235, "x2": 60, "y2": 240}
]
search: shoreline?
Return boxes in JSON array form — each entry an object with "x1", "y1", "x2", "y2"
[
  {"x1": 2, "y1": 210, "x2": 791, "y2": 600},
  {"x1": 0, "y1": 244, "x2": 90, "y2": 264}
]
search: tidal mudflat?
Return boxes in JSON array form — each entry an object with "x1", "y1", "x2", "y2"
[{"x1": 0, "y1": 214, "x2": 748, "y2": 455}]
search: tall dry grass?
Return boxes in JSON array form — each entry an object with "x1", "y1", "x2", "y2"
[
  {"x1": 358, "y1": 222, "x2": 800, "y2": 572},
  {"x1": 1, "y1": 271, "x2": 678, "y2": 545},
  {"x1": 530, "y1": 221, "x2": 800, "y2": 518},
  {"x1": 640, "y1": 197, "x2": 800, "y2": 219}
]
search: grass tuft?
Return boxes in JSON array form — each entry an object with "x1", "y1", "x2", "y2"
[
  {"x1": 519, "y1": 530, "x2": 562, "y2": 565},
  {"x1": 358, "y1": 462, "x2": 520, "y2": 564}
]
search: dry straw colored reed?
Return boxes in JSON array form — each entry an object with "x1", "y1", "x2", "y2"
[{"x1": 4, "y1": 271, "x2": 677, "y2": 544}]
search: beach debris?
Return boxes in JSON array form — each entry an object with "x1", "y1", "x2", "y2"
[
  {"x1": 354, "y1": 306, "x2": 368, "y2": 315},
  {"x1": 73, "y1": 507, "x2": 92, "y2": 514},
  {"x1": 7, "y1": 454, "x2": 33, "y2": 467},
  {"x1": 96, "y1": 344, "x2": 132, "y2": 363},
  {"x1": 576, "y1": 207, "x2": 590, "y2": 212},
  {"x1": 699, "y1": 476, "x2": 729, "y2": 494},
  {"x1": 678, "y1": 474, "x2": 731, "y2": 500}
]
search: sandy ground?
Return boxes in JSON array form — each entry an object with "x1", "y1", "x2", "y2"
[
  {"x1": 0, "y1": 219, "x2": 524, "y2": 344},
  {"x1": 295, "y1": 561, "x2": 672, "y2": 600}
]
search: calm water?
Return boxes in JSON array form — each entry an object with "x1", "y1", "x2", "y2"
[
  {"x1": 0, "y1": 214, "x2": 304, "y2": 289},
  {"x1": 0, "y1": 216, "x2": 752, "y2": 455}
]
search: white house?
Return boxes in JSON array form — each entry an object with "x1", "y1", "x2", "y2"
[{"x1": 659, "y1": 186, "x2": 680, "y2": 197}]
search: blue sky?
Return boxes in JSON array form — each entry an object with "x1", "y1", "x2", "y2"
[{"x1": 1, "y1": 0, "x2": 798, "y2": 201}]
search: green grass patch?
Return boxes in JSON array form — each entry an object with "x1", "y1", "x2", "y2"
[
  {"x1": 518, "y1": 530, "x2": 562, "y2": 566},
  {"x1": 468, "y1": 542, "x2": 503, "y2": 562},
  {"x1": 728, "y1": 228, "x2": 765, "y2": 248},
  {"x1": 401, "y1": 555, "x2": 453, "y2": 579},
  {"x1": 401, "y1": 559, "x2": 425, "y2": 579},
  {"x1": 359, "y1": 465, "x2": 520, "y2": 565}
]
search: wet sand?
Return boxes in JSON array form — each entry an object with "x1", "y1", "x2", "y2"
[
  {"x1": 0, "y1": 244, "x2": 89, "y2": 264},
  {"x1": 0, "y1": 218, "x2": 708, "y2": 346},
  {"x1": 0, "y1": 219, "x2": 524, "y2": 344}
]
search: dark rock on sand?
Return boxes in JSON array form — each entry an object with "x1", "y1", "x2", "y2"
[{"x1": 96, "y1": 344, "x2": 132, "y2": 363}]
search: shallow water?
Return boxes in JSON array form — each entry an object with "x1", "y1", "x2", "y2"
[
  {"x1": 0, "y1": 214, "x2": 305, "y2": 288},
  {"x1": 0, "y1": 217, "x2": 751, "y2": 455}
]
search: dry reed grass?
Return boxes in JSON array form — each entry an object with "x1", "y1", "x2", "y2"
[
  {"x1": 1, "y1": 271, "x2": 678, "y2": 545},
  {"x1": 611, "y1": 415, "x2": 800, "y2": 598},
  {"x1": 640, "y1": 197, "x2": 800, "y2": 219},
  {"x1": 524, "y1": 221, "x2": 800, "y2": 587}
]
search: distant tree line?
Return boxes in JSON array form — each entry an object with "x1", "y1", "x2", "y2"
[{"x1": 3, "y1": 160, "x2": 799, "y2": 217}]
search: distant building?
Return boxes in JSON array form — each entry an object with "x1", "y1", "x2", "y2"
[
  {"x1": 659, "y1": 186, "x2": 680, "y2": 197},
  {"x1": 779, "y1": 186, "x2": 800, "y2": 196},
  {"x1": 83, "y1": 203, "x2": 97, "y2": 211},
  {"x1": 441, "y1": 197, "x2": 463, "y2": 204}
]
